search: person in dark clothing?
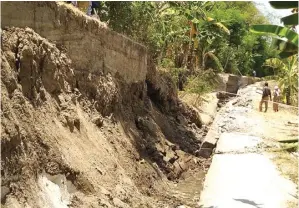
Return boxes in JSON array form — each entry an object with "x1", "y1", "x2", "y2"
[
  {"x1": 91, "y1": 1, "x2": 100, "y2": 15},
  {"x1": 259, "y1": 82, "x2": 272, "y2": 112}
]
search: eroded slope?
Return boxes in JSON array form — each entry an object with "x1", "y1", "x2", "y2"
[{"x1": 1, "y1": 26, "x2": 207, "y2": 208}]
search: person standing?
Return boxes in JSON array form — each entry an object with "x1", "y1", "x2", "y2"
[
  {"x1": 253, "y1": 70, "x2": 256, "y2": 77},
  {"x1": 71, "y1": 1, "x2": 77, "y2": 7},
  {"x1": 273, "y1": 86, "x2": 280, "y2": 112},
  {"x1": 91, "y1": 1, "x2": 100, "y2": 15},
  {"x1": 259, "y1": 82, "x2": 272, "y2": 112}
]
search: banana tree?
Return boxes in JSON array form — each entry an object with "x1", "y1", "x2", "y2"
[
  {"x1": 139, "y1": 2, "x2": 229, "y2": 71},
  {"x1": 196, "y1": 31, "x2": 225, "y2": 72},
  {"x1": 202, "y1": 50, "x2": 224, "y2": 72},
  {"x1": 250, "y1": 1, "x2": 298, "y2": 58},
  {"x1": 187, "y1": 10, "x2": 230, "y2": 71},
  {"x1": 263, "y1": 56, "x2": 298, "y2": 105}
]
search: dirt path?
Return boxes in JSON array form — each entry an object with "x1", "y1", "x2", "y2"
[{"x1": 199, "y1": 82, "x2": 298, "y2": 208}]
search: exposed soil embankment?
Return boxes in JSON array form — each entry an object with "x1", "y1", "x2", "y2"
[{"x1": 1, "y1": 7, "x2": 208, "y2": 208}]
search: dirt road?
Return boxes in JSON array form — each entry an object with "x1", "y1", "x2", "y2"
[{"x1": 198, "y1": 82, "x2": 298, "y2": 208}]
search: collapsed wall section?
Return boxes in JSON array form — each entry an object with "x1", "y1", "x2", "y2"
[
  {"x1": 216, "y1": 73, "x2": 260, "y2": 94},
  {"x1": 1, "y1": 1, "x2": 147, "y2": 84},
  {"x1": 1, "y1": 2, "x2": 213, "y2": 206}
]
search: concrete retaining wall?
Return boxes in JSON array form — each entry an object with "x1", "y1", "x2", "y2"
[
  {"x1": 216, "y1": 73, "x2": 260, "y2": 94},
  {"x1": 1, "y1": 2, "x2": 147, "y2": 84},
  {"x1": 216, "y1": 73, "x2": 239, "y2": 93}
]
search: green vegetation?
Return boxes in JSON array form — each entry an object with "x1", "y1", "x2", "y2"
[
  {"x1": 91, "y1": 2, "x2": 297, "y2": 96},
  {"x1": 264, "y1": 56, "x2": 298, "y2": 105},
  {"x1": 94, "y1": 2, "x2": 275, "y2": 75},
  {"x1": 250, "y1": 1, "x2": 298, "y2": 58},
  {"x1": 184, "y1": 70, "x2": 219, "y2": 94},
  {"x1": 251, "y1": 1, "x2": 298, "y2": 106}
]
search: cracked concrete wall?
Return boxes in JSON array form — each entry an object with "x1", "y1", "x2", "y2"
[{"x1": 1, "y1": 1, "x2": 147, "y2": 84}]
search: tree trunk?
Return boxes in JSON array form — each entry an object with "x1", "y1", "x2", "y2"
[
  {"x1": 286, "y1": 86, "x2": 291, "y2": 105},
  {"x1": 182, "y1": 43, "x2": 189, "y2": 69},
  {"x1": 202, "y1": 54, "x2": 206, "y2": 69},
  {"x1": 174, "y1": 49, "x2": 184, "y2": 68},
  {"x1": 186, "y1": 43, "x2": 194, "y2": 71},
  {"x1": 202, "y1": 50, "x2": 207, "y2": 70},
  {"x1": 201, "y1": 46, "x2": 208, "y2": 70},
  {"x1": 224, "y1": 51, "x2": 230, "y2": 71},
  {"x1": 157, "y1": 41, "x2": 167, "y2": 65},
  {"x1": 195, "y1": 54, "x2": 199, "y2": 71}
]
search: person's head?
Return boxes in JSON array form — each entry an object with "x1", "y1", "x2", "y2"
[
  {"x1": 274, "y1": 86, "x2": 279, "y2": 90},
  {"x1": 265, "y1": 82, "x2": 268, "y2": 87}
]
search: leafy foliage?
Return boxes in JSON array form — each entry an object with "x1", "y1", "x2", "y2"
[
  {"x1": 250, "y1": 1, "x2": 298, "y2": 58},
  {"x1": 250, "y1": 25, "x2": 298, "y2": 46},
  {"x1": 281, "y1": 13, "x2": 298, "y2": 26},
  {"x1": 91, "y1": 1, "x2": 280, "y2": 93},
  {"x1": 250, "y1": 1, "x2": 298, "y2": 106},
  {"x1": 264, "y1": 56, "x2": 298, "y2": 105},
  {"x1": 269, "y1": 1, "x2": 298, "y2": 9},
  {"x1": 184, "y1": 70, "x2": 219, "y2": 94}
]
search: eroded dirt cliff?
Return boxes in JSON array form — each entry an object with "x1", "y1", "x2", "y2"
[{"x1": 1, "y1": 23, "x2": 208, "y2": 208}]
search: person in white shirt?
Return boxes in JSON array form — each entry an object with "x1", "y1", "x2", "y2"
[
  {"x1": 253, "y1": 70, "x2": 256, "y2": 77},
  {"x1": 273, "y1": 86, "x2": 280, "y2": 112}
]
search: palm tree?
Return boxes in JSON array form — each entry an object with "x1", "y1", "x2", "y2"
[{"x1": 264, "y1": 56, "x2": 298, "y2": 105}]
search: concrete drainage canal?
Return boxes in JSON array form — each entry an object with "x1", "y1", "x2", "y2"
[
  {"x1": 170, "y1": 80, "x2": 249, "y2": 207},
  {"x1": 168, "y1": 93, "x2": 235, "y2": 207}
]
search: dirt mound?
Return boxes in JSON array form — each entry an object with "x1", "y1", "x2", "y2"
[{"x1": 1, "y1": 27, "x2": 207, "y2": 207}]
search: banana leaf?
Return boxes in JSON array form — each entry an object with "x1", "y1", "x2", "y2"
[
  {"x1": 250, "y1": 24, "x2": 298, "y2": 46},
  {"x1": 279, "y1": 51, "x2": 298, "y2": 59},
  {"x1": 205, "y1": 52, "x2": 224, "y2": 72},
  {"x1": 269, "y1": 1, "x2": 298, "y2": 9},
  {"x1": 281, "y1": 13, "x2": 298, "y2": 26},
  {"x1": 271, "y1": 38, "x2": 298, "y2": 52},
  {"x1": 269, "y1": 37, "x2": 298, "y2": 58},
  {"x1": 207, "y1": 17, "x2": 230, "y2": 35}
]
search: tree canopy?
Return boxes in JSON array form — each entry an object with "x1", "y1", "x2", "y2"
[{"x1": 93, "y1": 1, "x2": 278, "y2": 77}]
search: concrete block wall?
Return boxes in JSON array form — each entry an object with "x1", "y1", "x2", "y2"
[{"x1": 1, "y1": 2, "x2": 147, "y2": 84}]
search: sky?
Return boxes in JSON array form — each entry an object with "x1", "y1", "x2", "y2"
[{"x1": 253, "y1": 1, "x2": 293, "y2": 25}]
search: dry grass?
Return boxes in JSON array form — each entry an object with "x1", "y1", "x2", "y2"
[
  {"x1": 271, "y1": 149, "x2": 298, "y2": 208},
  {"x1": 178, "y1": 91, "x2": 203, "y2": 107},
  {"x1": 271, "y1": 149, "x2": 298, "y2": 185},
  {"x1": 269, "y1": 142, "x2": 298, "y2": 187},
  {"x1": 286, "y1": 200, "x2": 298, "y2": 208}
]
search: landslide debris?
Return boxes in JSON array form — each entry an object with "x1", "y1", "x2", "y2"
[{"x1": 1, "y1": 27, "x2": 208, "y2": 207}]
